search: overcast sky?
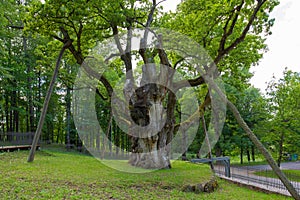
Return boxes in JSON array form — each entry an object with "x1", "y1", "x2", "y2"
[
  {"x1": 161, "y1": 0, "x2": 300, "y2": 92},
  {"x1": 250, "y1": 0, "x2": 300, "y2": 92}
]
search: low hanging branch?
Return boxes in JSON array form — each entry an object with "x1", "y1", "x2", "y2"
[{"x1": 27, "y1": 39, "x2": 73, "y2": 162}]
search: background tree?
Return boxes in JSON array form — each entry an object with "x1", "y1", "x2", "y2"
[
  {"x1": 224, "y1": 86, "x2": 268, "y2": 164},
  {"x1": 265, "y1": 69, "x2": 300, "y2": 167},
  {"x1": 0, "y1": 0, "x2": 77, "y2": 148},
  {"x1": 0, "y1": 0, "x2": 42, "y2": 134}
]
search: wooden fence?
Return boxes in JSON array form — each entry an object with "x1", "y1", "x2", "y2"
[{"x1": 0, "y1": 132, "x2": 39, "y2": 146}]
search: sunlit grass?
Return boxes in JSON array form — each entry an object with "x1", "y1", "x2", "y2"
[{"x1": 0, "y1": 149, "x2": 292, "y2": 199}]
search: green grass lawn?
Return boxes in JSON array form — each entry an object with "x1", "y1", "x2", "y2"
[
  {"x1": 0, "y1": 148, "x2": 292, "y2": 200},
  {"x1": 255, "y1": 170, "x2": 300, "y2": 182}
]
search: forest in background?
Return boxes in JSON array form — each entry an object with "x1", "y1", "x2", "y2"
[{"x1": 0, "y1": 0, "x2": 299, "y2": 167}]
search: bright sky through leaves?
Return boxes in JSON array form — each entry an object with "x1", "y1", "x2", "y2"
[
  {"x1": 250, "y1": 0, "x2": 300, "y2": 92},
  {"x1": 162, "y1": 0, "x2": 300, "y2": 92}
]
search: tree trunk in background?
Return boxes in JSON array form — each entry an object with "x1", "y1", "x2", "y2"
[
  {"x1": 251, "y1": 145, "x2": 255, "y2": 162},
  {"x1": 121, "y1": 129, "x2": 126, "y2": 156},
  {"x1": 65, "y1": 87, "x2": 71, "y2": 149},
  {"x1": 114, "y1": 120, "x2": 120, "y2": 155},
  {"x1": 101, "y1": 115, "x2": 112, "y2": 159},
  {"x1": 1, "y1": 114, "x2": 4, "y2": 133},
  {"x1": 10, "y1": 82, "x2": 19, "y2": 133},
  {"x1": 5, "y1": 93, "x2": 10, "y2": 132},
  {"x1": 46, "y1": 112, "x2": 54, "y2": 143},
  {"x1": 126, "y1": 133, "x2": 130, "y2": 156},
  {"x1": 9, "y1": 93, "x2": 13, "y2": 132},
  {"x1": 240, "y1": 144, "x2": 243, "y2": 164},
  {"x1": 108, "y1": 124, "x2": 112, "y2": 157},
  {"x1": 247, "y1": 147, "x2": 251, "y2": 162},
  {"x1": 24, "y1": 36, "x2": 35, "y2": 133},
  {"x1": 37, "y1": 69, "x2": 42, "y2": 118},
  {"x1": 12, "y1": 89, "x2": 17, "y2": 132},
  {"x1": 181, "y1": 131, "x2": 187, "y2": 161},
  {"x1": 277, "y1": 132, "x2": 284, "y2": 167}
]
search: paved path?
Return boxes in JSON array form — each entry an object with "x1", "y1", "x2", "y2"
[
  {"x1": 217, "y1": 172, "x2": 299, "y2": 197},
  {"x1": 214, "y1": 162, "x2": 300, "y2": 197},
  {"x1": 238, "y1": 161, "x2": 300, "y2": 171}
]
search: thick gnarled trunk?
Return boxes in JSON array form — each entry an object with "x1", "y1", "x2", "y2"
[
  {"x1": 129, "y1": 65, "x2": 176, "y2": 169},
  {"x1": 129, "y1": 135, "x2": 171, "y2": 169},
  {"x1": 128, "y1": 82, "x2": 174, "y2": 169}
]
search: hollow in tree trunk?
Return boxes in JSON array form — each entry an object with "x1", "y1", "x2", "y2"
[{"x1": 128, "y1": 83, "x2": 174, "y2": 169}]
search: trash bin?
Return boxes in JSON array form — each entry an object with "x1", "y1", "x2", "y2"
[{"x1": 292, "y1": 154, "x2": 298, "y2": 161}]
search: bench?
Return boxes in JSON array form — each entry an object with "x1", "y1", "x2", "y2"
[
  {"x1": 0, "y1": 144, "x2": 40, "y2": 152},
  {"x1": 0, "y1": 132, "x2": 40, "y2": 152}
]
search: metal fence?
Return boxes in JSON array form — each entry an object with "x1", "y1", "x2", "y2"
[{"x1": 214, "y1": 165, "x2": 300, "y2": 195}]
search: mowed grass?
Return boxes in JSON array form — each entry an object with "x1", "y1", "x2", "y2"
[{"x1": 0, "y1": 149, "x2": 292, "y2": 200}]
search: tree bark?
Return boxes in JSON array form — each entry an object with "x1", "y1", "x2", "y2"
[
  {"x1": 5, "y1": 93, "x2": 10, "y2": 132},
  {"x1": 65, "y1": 87, "x2": 71, "y2": 149},
  {"x1": 128, "y1": 84, "x2": 173, "y2": 169},
  {"x1": 12, "y1": 87, "x2": 18, "y2": 132},
  {"x1": 240, "y1": 144, "x2": 243, "y2": 165},
  {"x1": 27, "y1": 40, "x2": 72, "y2": 162},
  {"x1": 251, "y1": 145, "x2": 255, "y2": 162},
  {"x1": 23, "y1": 36, "x2": 35, "y2": 132},
  {"x1": 247, "y1": 146, "x2": 251, "y2": 162},
  {"x1": 277, "y1": 131, "x2": 284, "y2": 168},
  {"x1": 181, "y1": 130, "x2": 188, "y2": 161},
  {"x1": 114, "y1": 120, "x2": 120, "y2": 155}
]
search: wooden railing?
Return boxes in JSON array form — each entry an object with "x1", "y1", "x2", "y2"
[{"x1": 0, "y1": 132, "x2": 39, "y2": 146}]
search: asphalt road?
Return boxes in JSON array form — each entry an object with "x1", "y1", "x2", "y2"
[{"x1": 239, "y1": 161, "x2": 300, "y2": 171}]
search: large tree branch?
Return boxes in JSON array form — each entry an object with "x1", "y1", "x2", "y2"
[
  {"x1": 7, "y1": 25, "x2": 24, "y2": 29},
  {"x1": 219, "y1": 0, "x2": 244, "y2": 53},
  {"x1": 139, "y1": 0, "x2": 158, "y2": 63},
  {"x1": 214, "y1": 0, "x2": 267, "y2": 65},
  {"x1": 4, "y1": 15, "x2": 24, "y2": 29},
  {"x1": 105, "y1": 53, "x2": 121, "y2": 63},
  {"x1": 173, "y1": 58, "x2": 184, "y2": 69},
  {"x1": 93, "y1": 6, "x2": 111, "y2": 24},
  {"x1": 112, "y1": 26, "x2": 125, "y2": 55},
  {"x1": 80, "y1": 61, "x2": 114, "y2": 97},
  {"x1": 145, "y1": 0, "x2": 157, "y2": 28},
  {"x1": 157, "y1": 35, "x2": 172, "y2": 68},
  {"x1": 59, "y1": 27, "x2": 114, "y2": 97},
  {"x1": 173, "y1": 76, "x2": 205, "y2": 92},
  {"x1": 77, "y1": 21, "x2": 83, "y2": 54},
  {"x1": 96, "y1": 88, "x2": 109, "y2": 100},
  {"x1": 112, "y1": 25, "x2": 133, "y2": 80},
  {"x1": 51, "y1": 34, "x2": 64, "y2": 43}
]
